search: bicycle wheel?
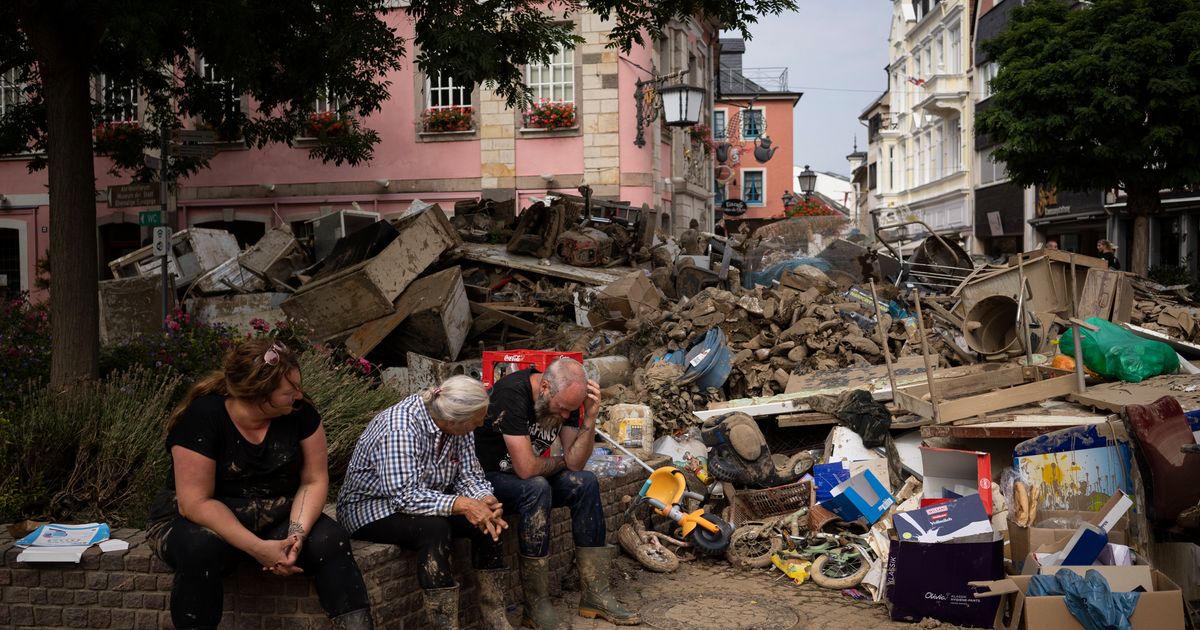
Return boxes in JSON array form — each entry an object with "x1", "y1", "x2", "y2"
[
  {"x1": 634, "y1": 541, "x2": 679, "y2": 573},
  {"x1": 809, "y1": 552, "x2": 868, "y2": 590},
  {"x1": 725, "y1": 525, "x2": 781, "y2": 569}
]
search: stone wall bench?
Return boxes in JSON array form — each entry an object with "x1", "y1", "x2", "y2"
[{"x1": 0, "y1": 470, "x2": 648, "y2": 629}]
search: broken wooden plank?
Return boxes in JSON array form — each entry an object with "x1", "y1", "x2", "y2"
[
  {"x1": 454, "y1": 241, "x2": 634, "y2": 286},
  {"x1": 776, "y1": 412, "x2": 839, "y2": 428},
  {"x1": 783, "y1": 357, "x2": 925, "y2": 394},
  {"x1": 469, "y1": 302, "x2": 539, "y2": 334},
  {"x1": 482, "y1": 303, "x2": 546, "y2": 313},
  {"x1": 895, "y1": 366, "x2": 1080, "y2": 424},
  {"x1": 1069, "y1": 374, "x2": 1200, "y2": 412},
  {"x1": 1078, "y1": 268, "x2": 1120, "y2": 320}
]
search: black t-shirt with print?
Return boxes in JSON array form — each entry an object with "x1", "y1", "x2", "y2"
[
  {"x1": 474, "y1": 368, "x2": 581, "y2": 473},
  {"x1": 148, "y1": 394, "x2": 322, "y2": 530}
]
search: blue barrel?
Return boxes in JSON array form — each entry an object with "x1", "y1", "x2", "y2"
[{"x1": 678, "y1": 328, "x2": 732, "y2": 389}]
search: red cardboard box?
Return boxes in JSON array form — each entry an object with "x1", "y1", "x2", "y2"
[{"x1": 920, "y1": 446, "x2": 994, "y2": 515}]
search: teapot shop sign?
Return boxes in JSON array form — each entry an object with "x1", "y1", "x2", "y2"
[{"x1": 722, "y1": 198, "x2": 748, "y2": 216}]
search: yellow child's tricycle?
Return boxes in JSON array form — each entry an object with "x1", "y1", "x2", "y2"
[{"x1": 634, "y1": 466, "x2": 733, "y2": 555}]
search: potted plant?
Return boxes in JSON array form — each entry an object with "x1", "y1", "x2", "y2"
[
  {"x1": 687, "y1": 123, "x2": 714, "y2": 157},
  {"x1": 420, "y1": 106, "x2": 474, "y2": 133},
  {"x1": 93, "y1": 121, "x2": 144, "y2": 158},
  {"x1": 306, "y1": 111, "x2": 351, "y2": 138},
  {"x1": 524, "y1": 98, "x2": 576, "y2": 130}
]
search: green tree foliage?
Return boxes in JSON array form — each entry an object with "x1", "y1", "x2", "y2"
[
  {"x1": 0, "y1": 0, "x2": 796, "y2": 387},
  {"x1": 976, "y1": 0, "x2": 1200, "y2": 276}
]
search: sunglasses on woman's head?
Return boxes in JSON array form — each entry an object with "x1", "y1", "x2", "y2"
[{"x1": 262, "y1": 343, "x2": 286, "y2": 366}]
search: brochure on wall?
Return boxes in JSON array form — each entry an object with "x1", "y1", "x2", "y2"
[{"x1": 15, "y1": 522, "x2": 111, "y2": 563}]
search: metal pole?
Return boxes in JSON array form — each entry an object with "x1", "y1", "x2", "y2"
[
  {"x1": 160, "y1": 125, "x2": 170, "y2": 329},
  {"x1": 911, "y1": 286, "x2": 939, "y2": 423},
  {"x1": 869, "y1": 279, "x2": 898, "y2": 397},
  {"x1": 1017, "y1": 254, "x2": 1034, "y2": 366},
  {"x1": 1069, "y1": 254, "x2": 1085, "y2": 392}
]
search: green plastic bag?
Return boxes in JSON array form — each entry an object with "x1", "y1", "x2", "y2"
[{"x1": 1058, "y1": 317, "x2": 1179, "y2": 383}]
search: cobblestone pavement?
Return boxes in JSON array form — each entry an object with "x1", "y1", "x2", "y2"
[{"x1": 547, "y1": 555, "x2": 964, "y2": 630}]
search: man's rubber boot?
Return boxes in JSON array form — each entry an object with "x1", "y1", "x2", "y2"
[
  {"x1": 575, "y1": 546, "x2": 641, "y2": 625},
  {"x1": 519, "y1": 555, "x2": 562, "y2": 629},
  {"x1": 331, "y1": 608, "x2": 375, "y2": 630},
  {"x1": 421, "y1": 586, "x2": 460, "y2": 629},
  {"x1": 477, "y1": 568, "x2": 514, "y2": 630}
]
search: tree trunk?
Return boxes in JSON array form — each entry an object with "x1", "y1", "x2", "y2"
[
  {"x1": 1125, "y1": 183, "x2": 1161, "y2": 278},
  {"x1": 21, "y1": 7, "x2": 102, "y2": 387}
]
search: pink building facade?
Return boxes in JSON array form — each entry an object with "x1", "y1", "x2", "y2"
[{"x1": 0, "y1": 9, "x2": 720, "y2": 298}]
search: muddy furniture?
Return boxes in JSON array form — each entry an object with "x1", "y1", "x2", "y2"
[
  {"x1": 107, "y1": 227, "x2": 240, "y2": 288},
  {"x1": 280, "y1": 205, "x2": 461, "y2": 340},
  {"x1": 1122, "y1": 396, "x2": 1200, "y2": 526}
]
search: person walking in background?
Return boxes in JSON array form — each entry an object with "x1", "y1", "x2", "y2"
[
  {"x1": 147, "y1": 339, "x2": 373, "y2": 630},
  {"x1": 1044, "y1": 240, "x2": 1059, "y2": 250},
  {"x1": 1097, "y1": 239, "x2": 1121, "y2": 270},
  {"x1": 338, "y1": 376, "x2": 511, "y2": 630}
]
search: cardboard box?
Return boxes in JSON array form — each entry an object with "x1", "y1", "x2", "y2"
[
  {"x1": 888, "y1": 537, "x2": 1005, "y2": 628},
  {"x1": 819, "y1": 468, "x2": 894, "y2": 524},
  {"x1": 921, "y1": 446, "x2": 994, "y2": 515},
  {"x1": 1007, "y1": 490, "x2": 1132, "y2": 566},
  {"x1": 894, "y1": 494, "x2": 994, "y2": 544},
  {"x1": 973, "y1": 566, "x2": 1185, "y2": 630},
  {"x1": 587, "y1": 271, "x2": 661, "y2": 329}
]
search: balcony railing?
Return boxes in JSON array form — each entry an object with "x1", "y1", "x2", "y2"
[{"x1": 719, "y1": 67, "x2": 789, "y2": 94}]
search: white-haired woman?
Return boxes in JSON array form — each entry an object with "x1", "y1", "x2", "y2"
[{"x1": 337, "y1": 376, "x2": 510, "y2": 630}]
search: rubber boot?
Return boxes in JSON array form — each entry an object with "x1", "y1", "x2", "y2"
[
  {"x1": 518, "y1": 555, "x2": 561, "y2": 630},
  {"x1": 331, "y1": 608, "x2": 375, "y2": 630},
  {"x1": 421, "y1": 586, "x2": 460, "y2": 629},
  {"x1": 575, "y1": 546, "x2": 641, "y2": 625},
  {"x1": 477, "y1": 568, "x2": 514, "y2": 630}
]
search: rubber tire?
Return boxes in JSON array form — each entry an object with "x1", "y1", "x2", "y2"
[
  {"x1": 725, "y1": 526, "x2": 782, "y2": 569},
  {"x1": 688, "y1": 511, "x2": 734, "y2": 556},
  {"x1": 634, "y1": 543, "x2": 679, "y2": 573},
  {"x1": 809, "y1": 553, "x2": 868, "y2": 590}
]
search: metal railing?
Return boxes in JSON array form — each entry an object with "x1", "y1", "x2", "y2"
[{"x1": 719, "y1": 67, "x2": 789, "y2": 94}]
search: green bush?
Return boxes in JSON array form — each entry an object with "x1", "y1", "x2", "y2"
[
  {"x1": 0, "y1": 367, "x2": 184, "y2": 526},
  {"x1": 0, "y1": 294, "x2": 52, "y2": 412}
]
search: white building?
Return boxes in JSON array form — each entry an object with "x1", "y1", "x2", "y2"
[{"x1": 875, "y1": 0, "x2": 973, "y2": 253}]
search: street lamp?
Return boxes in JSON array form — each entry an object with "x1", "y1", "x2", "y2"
[
  {"x1": 781, "y1": 190, "x2": 800, "y2": 209},
  {"x1": 659, "y1": 84, "x2": 706, "y2": 127},
  {"x1": 797, "y1": 165, "x2": 817, "y2": 200}
]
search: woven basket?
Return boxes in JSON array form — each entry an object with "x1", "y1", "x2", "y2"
[{"x1": 727, "y1": 479, "x2": 811, "y2": 521}]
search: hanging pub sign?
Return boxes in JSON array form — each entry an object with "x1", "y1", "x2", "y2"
[{"x1": 722, "y1": 198, "x2": 748, "y2": 216}]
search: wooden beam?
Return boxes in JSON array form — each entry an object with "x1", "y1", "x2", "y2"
[
  {"x1": 469, "y1": 302, "x2": 539, "y2": 334},
  {"x1": 776, "y1": 412, "x2": 839, "y2": 428},
  {"x1": 454, "y1": 242, "x2": 633, "y2": 286},
  {"x1": 935, "y1": 373, "x2": 1078, "y2": 423}
]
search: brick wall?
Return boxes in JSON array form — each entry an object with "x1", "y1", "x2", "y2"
[{"x1": 0, "y1": 470, "x2": 648, "y2": 629}]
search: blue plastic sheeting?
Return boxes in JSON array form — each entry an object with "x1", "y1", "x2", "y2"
[
  {"x1": 1028, "y1": 569, "x2": 1140, "y2": 630},
  {"x1": 743, "y1": 257, "x2": 832, "y2": 289}
]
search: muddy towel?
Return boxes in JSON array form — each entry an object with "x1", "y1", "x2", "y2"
[{"x1": 1027, "y1": 568, "x2": 1140, "y2": 630}]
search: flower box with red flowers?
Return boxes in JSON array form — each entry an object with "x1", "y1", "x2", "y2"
[
  {"x1": 93, "y1": 121, "x2": 141, "y2": 144},
  {"x1": 523, "y1": 98, "x2": 576, "y2": 130},
  {"x1": 687, "y1": 123, "x2": 715, "y2": 156},
  {"x1": 421, "y1": 106, "x2": 474, "y2": 133},
  {"x1": 306, "y1": 111, "x2": 350, "y2": 138}
]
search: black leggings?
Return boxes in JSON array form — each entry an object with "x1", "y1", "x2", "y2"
[
  {"x1": 352, "y1": 512, "x2": 505, "y2": 589},
  {"x1": 156, "y1": 514, "x2": 369, "y2": 629}
]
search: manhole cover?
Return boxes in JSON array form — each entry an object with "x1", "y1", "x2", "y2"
[{"x1": 643, "y1": 593, "x2": 803, "y2": 630}]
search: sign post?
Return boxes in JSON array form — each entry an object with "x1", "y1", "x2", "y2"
[{"x1": 153, "y1": 226, "x2": 172, "y2": 329}]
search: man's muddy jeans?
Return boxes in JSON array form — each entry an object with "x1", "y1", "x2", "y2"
[{"x1": 485, "y1": 469, "x2": 605, "y2": 557}]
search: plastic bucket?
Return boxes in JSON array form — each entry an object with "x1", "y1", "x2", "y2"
[{"x1": 678, "y1": 328, "x2": 733, "y2": 389}]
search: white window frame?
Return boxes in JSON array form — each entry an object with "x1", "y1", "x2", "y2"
[
  {"x1": 979, "y1": 61, "x2": 999, "y2": 101},
  {"x1": 197, "y1": 57, "x2": 242, "y2": 119},
  {"x1": 0, "y1": 68, "x2": 26, "y2": 117},
  {"x1": 97, "y1": 74, "x2": 140, "y2": 123},
  {"x1": 947, "y1": 23, "x2": 962, "y2": 74},
  {"x1": 526, "y1": 43, "x2": 575, "y2": 103},
  {"x1": 314, "y1": 84, "x2": 343, "y2": 114},
  {"x1": 713, "y1": 109, "x2": 727, "y2": 140},
  {"x1": 741, "y1": 169, "x2": 766, "y2": 206},
  {"x1": 978, "y1": 146, "x2": 1007, "y2": 186},
  {"x1": 740, "y1": 107, "x2": 765, "y2": 140},
  {"x1": 425, "y1": 73, "x2": 472, "y2": 109}
]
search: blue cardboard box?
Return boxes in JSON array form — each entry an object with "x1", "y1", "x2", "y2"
[
  {"x1": 819, "y1": 468, "x2": 894, "y2": 524},
  {"x1": 813, "y1": 462, "x2": 851, "y2": 503}
]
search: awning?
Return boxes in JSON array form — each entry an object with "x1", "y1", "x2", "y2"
[{"x1": 1028, "y1": 208, "x2": 1106, "y2": 227}]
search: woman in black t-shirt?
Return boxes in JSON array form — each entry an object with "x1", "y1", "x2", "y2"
[{"x1": 147, "y1": 339, "x2": 372, "y2": 629}]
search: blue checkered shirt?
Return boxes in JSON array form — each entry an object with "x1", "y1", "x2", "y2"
[{"x1": 336, "y1": 394, "x2": 493, "y2": 534}]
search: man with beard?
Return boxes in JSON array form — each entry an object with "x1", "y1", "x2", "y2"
[{"x1": 473, "y1": 357, "x2": 640, "y2": 629}]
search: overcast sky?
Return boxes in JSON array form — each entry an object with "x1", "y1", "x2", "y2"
[{"x1": 727, "y1": 0, "x2": 893, "y2": 178}]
